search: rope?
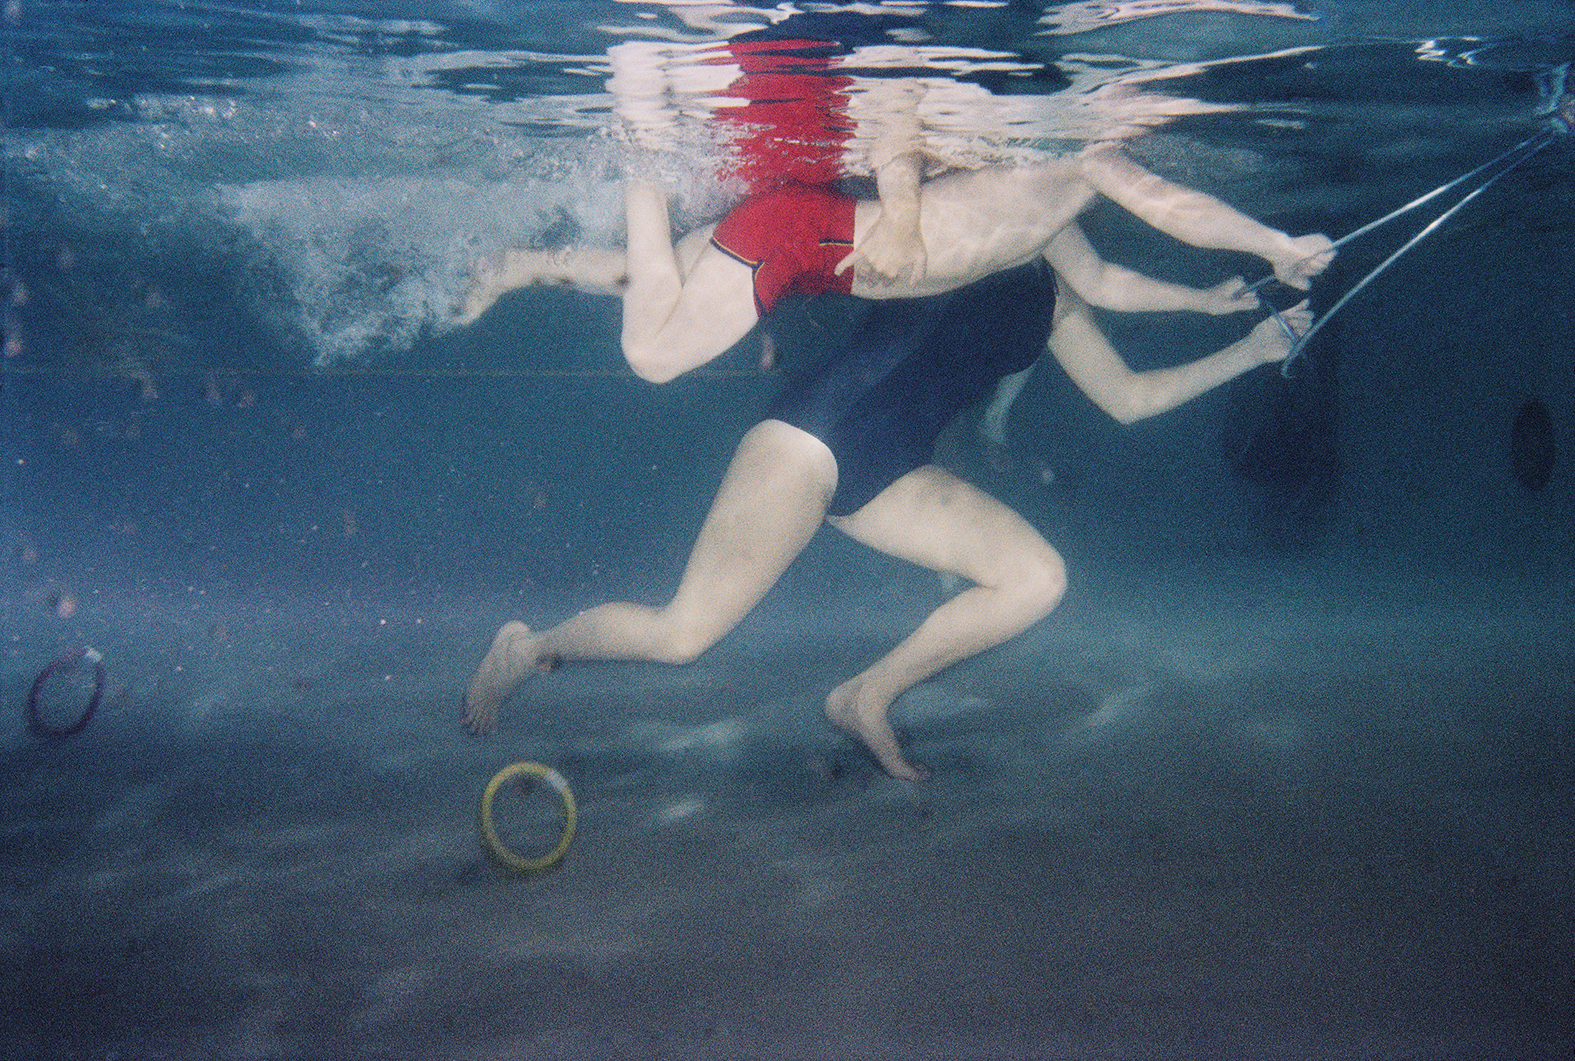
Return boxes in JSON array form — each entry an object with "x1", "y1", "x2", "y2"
[{"x1": 1257, "y1": 132, "x2": 1558, "y2": 376}]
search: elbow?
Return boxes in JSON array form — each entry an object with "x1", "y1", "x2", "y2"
[
  {"x1": 1108, "y1": 404, "x2": 1145, "y2": 427},
  {"x1": 1107, "y1": 387, "x2": 1163, "y2": 426}
]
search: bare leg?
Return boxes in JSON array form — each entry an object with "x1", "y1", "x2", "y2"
[
  {"x1": 463, "y1": 420, "x2": 837, "y2": 734},
  {"x1": 620, "y1": 179, "x2": 684, "y2": 355},
  {"x1": 455, "y1": 246, "x2": 631, "y2": 324},
  {"x1": 619, "y1": 181, "x2": 761, "y2": 382},
  {"x1": 455, "y1": 226, "x2": 718, "y2": 326},
  {"x1": 824, "y1": 466, "x2": 1067, "y2": 780}
]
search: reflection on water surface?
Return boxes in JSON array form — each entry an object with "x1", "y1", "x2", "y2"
[{"x1": 2, "y1": 0, "x2": 1569, "y2": 367}]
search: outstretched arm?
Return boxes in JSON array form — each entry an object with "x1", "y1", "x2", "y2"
[
  {"x1": 1076, "y1": 144, "x2": 1334, "y2": 290},
  {"x1": 1043, "y1": 223, "x2": 1260, "y2": 315},
  {"x1": 1048, "y1": 287, "x2": 1310, "y2": 425}
]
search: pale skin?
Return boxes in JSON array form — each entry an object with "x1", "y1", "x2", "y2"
[
  {"x1": 459, "y1": 144, "x2": 1332, "y2": 384},
  {"x1": 459, "y1": 167, "x2": 1324, "y2": 778},
  {"x1": 981, "y1": 222, "x2": 1266, "y2": 445},
  {"x1": 464, "y1": 308, "x2": 1307, "y2": 780}
]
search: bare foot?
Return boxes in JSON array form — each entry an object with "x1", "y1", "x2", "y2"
[
  {"x1": 824, "y1": 680, "x2": 929, "y2": 781},
  {"x1": 454, "y1": 247, "x2": 629, "y2": 325},
  {"x1": 463, "y1": 621, "x2": 543, "y2": 736},
  {"x1": 453, "y1": 249, "x2": 547, "y2": 325}
]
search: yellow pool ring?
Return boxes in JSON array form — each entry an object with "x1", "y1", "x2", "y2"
[{"x1": 477, "y1": 761, "x2": 577, "y2": 873}]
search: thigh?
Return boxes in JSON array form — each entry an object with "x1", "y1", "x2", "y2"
[
  {"x1": 828, "y1": 465, "x2": 1059, "y2": 585},
  {"x1": 642, "y1": 245, "x2": 762, "y2": 369},
  {"x1": 675, "y1": 224, "x2": 718, "y2": 278},
  {"x1": 664, "y1": 420, "x2": 839, "y2": 634}
]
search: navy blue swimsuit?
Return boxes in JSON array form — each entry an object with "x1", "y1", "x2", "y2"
[{"x1": 766, "y1": 257, "x2": 1056, "y2": 515}]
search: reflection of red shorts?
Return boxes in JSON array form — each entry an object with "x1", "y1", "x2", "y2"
[
  {"x1": 707, "y1": 38, "x2": 851, "y2": 191},
  {"x1": 710, "y1": 184, "x2": 855, "y2": 317}
]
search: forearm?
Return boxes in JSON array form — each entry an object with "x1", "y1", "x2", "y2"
[
  {"x1": 840, "y1": 148, "x2": 927, "y2": 282},
  {"x1": 1074, "y1": 260, "x2": 1222, "y2": 313},
  {"x1": 852, "y1": 78, "x2": 927, "y2": 278},
  {"x1": 1078, "y1": 145, "x2": 1298, "y2": 263},
  {"x1": 1115, "y1": 332, "x2": 1268, "y2": 423},
  {"x1": 873, "y1": 151, "x2": 922, "y2": 229},
  {"x1": 1049, "y1": 295, "x2": 1279, "y2": 425},
  {"x1": 1046, "y1": 223, "x2": 1248, "y2": 314}
]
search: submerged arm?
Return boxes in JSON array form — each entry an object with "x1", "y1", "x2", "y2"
[
  {"x1": 1077, "y1": 145, "x2": 1334, "y2": 290},
  {"x1": 1044, "y1": 223, "x2": 1259, "y2": 315},
  {"x1": 841, "y1": 151, "x2": 927, "y2": 282},
  {"x1": 1048, "y1": 288, "x2": 1310, "y2": 425},
  {"x1": 836, "y1": 80, "x2": 927, "y2": 282}
]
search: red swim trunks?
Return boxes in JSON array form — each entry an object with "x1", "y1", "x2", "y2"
[{"x1": 710, "y1": 183, "x2": 855, "y2": 317}]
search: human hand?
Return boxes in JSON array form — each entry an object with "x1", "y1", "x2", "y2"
[
  {"x1": 1247, "y1": 300, "x2": 1313, "y2": 363},
  {"x1": 1198, "y1": 276, "x2": 1260, "y2": 315},
  {"x1": 1272, "y1": 233, "x2": 1336, "y2": 290},
  {"x1": 835, "y1": 208, "x2": 926, "y2": 285}
]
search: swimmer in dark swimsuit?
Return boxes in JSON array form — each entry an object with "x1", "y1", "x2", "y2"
[
  {"x1": 766, "y1": 256, "x2": 1054, "y2": 519},
  {"x1": 461, "y1": 213, "x2": 1299, "y2": 780}
]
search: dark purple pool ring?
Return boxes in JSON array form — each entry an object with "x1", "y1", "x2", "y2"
[{"x1": 27, "y1": 647, "x2": 105, "y2": 739}]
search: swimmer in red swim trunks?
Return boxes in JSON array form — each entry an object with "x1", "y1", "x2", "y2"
[{"x1": 460, "y1": 145, "x2": 1332, "y2": 384}]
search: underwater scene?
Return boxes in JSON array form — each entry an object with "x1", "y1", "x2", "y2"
[{"x1": 2, "y1": 0, "x2": 1573, "y2": 1057}]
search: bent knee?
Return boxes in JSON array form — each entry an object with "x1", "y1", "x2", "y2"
[
  {"x1": 1007, "y1": 546, "x2": 1067, "y2": 617},
  {"x1": 622, "y1": 338, "x2": 681, "y2": 385},
  {"x1": 647, "y1": 613, "x2": 723, "y2": 665}
]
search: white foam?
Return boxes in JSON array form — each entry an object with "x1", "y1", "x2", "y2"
[{"x1": 221, "y1": 172, "x2": 627, "y2": 364}]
